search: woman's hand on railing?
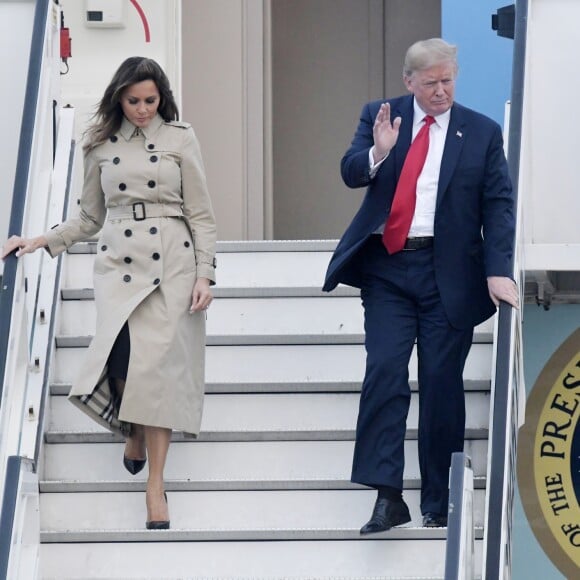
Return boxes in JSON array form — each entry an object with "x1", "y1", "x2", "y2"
[{"x1": 1, "y1": 235, "x2": 48, "y2": 259}]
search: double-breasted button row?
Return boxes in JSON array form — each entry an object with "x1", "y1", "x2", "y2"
[
  {"x1": 122, "y1": 274, "x2": 160, "y2": 285},
  {"x1": 121, "y1": 275, "x2": 162, "y2": 285},
  {"x1": 112, "y1": 154, "x2": 155, "y2": 164},
  {"x1": 122, "y1": 227, "x2": 156, "y2": 236},
  {"x1": 120, "y1": 253, "x2": 159, "y2": 264},
  {"x1": 118, "y1": 180, "x2": 156, "y2": 190}
]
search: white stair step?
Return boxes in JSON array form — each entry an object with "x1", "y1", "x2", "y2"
[
  {"x1": 47, "y1": 392, "x2": 490, "y2": 442},
  {"x1": 40, "y1": 538, "x2": 482, "y2": 579},
  {"x1": 57, "y1": 297, "x2": 494, "y2": 343},
  {"x1": 58, "y1": 296, "x2": 358, "y2": 338},
  {"x1": 40, "y1": 439, "x2": 488, "y2": 491},
  {"x1": 62, "y1": 250, "x2": 334, "y2": 289},
  {"x1": 52, "y1": 343, "x2": 493, "y2": 386},
  {"x1": 39, "y1": 488, "x2": 486, "y2": 541}
]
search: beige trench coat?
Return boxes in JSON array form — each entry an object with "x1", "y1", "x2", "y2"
[{"x1": 45, "y1": 114, "x2": 216, "y2": 436}]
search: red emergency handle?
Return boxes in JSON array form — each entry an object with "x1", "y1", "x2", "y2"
[{"x1": 60, "y1": 27, "x2": 71, "y2": 59}]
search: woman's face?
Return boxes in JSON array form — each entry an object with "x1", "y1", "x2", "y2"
[{"x1": 120, "y1": 80, "x2": 160, "y2": 128}]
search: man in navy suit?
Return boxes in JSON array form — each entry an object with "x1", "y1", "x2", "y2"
[{"x1": 323, "y1": 38, "x2": 518, "y2": 533}]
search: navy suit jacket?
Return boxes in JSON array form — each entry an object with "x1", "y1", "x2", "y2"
[{"x1": 323, "y1": 95, "x2": 515, "y2": 330}]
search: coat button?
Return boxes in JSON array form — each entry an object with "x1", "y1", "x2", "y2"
[
  {"x1": 119, "y1": 183, "x2": 127, "y2": 191},
  {"x1": 100, "y1": 244, "x2": 107, "y2": 251},
  {"x1": 184, "y1": 241, "x2": 190, "y2": 247},
  {"x1": 152, "y1": 252, "x2": 160, "y2": 260},
  {"x1": 110, "y1": 136, "x2": 118, "y2": 143},
  {"x1": 150, "y1": 155, "x2": 158, "y2": 163},
  {"x1": 149, "y1": 226, "x2": 158, "y2": 234},
  {"x1": 148, "y1": 143, "x2": 155, "y2": 150},
  {"x1": 113, "y1": 157, "x2": 120, "y2": 165},
  {"x1": 123, "y1": 274, "x2": 131, "y2": 283},
  {"x1": 124, "y1": 257, "x2": 132, "y2": 264},
  {"x1": 153, "y1": 278, "x2": 160, "y2": 285},
  {"x1": 124, "y1": 229, "x2": 132, "y2": 237},
  {"x1": 148, "y1": 180, "x2": 156, "y2": 188}
]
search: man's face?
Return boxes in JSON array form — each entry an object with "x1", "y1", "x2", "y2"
[{"x1": 404, "y1": 61, "x2": 456, "y2": 117}]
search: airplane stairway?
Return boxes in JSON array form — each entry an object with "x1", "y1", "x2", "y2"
[{"x1": 38, "y1": 240, "x2": 492, "y2": 579}]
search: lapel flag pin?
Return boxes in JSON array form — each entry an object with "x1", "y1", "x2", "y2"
[{"x1": 456, "y1": 130, "x2": 463, "y2": 138}]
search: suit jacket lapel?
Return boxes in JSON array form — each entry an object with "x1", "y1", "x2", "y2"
[
  {"x1": 392, "y1": 97, "x2": 415, "y2": 181},
  {"x1": 437, "y1": 104, "x2": 467, "y2": 209}
]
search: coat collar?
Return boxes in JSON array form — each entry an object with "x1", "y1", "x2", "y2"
[
  {"x1": 390, "y1": 96, "x2": 414, "y2": 179},
  {"x1": 119, "y1": 114, "x2": 164, "y2": 141}
]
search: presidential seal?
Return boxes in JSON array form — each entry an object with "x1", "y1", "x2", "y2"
[{"x1": 518, "y1": 328, "x2": 580, "y2": 578}]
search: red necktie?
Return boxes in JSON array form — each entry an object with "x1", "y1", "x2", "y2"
[{"x1": 382, "y1": 115, "x2": 435, "y2": 254}]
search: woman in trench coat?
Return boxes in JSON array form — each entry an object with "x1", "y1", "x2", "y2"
[{"x1": 1, "y1": 57, "x2": 217, "y2": 529}]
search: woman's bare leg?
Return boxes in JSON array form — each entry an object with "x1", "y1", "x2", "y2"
[
  {"x1": 144, "y1": 425, "x2": 171, "y2": 522},
  {"x1": 115, "y1": 379, "x2": 145, "y2": 460}
]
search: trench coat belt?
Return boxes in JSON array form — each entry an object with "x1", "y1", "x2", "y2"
[{"x1": 106, "y1": 202, "x2": 183, "y2": 221}]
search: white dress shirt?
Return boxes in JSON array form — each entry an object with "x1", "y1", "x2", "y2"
[{"x1": 370, "y1": 100, "x2": 450, "y2": 236}]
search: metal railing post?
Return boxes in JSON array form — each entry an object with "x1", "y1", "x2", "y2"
[{"x1": 445, "y1": 452, "x2": 475, "y2": 580}]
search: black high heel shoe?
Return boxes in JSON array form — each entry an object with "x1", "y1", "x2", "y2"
[
  {"x1": 123, "y1": 455, "x2": 147, "y2": 475},
  {"x1": 146, "y1": 492, "x2": 170, "y2": 530},
  {"x1": 123, "y1": 431, "x2": 146, "y2": 475}
]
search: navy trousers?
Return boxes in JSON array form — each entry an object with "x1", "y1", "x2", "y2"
[{"x1": 351, "y1": 236, "x2": 473, "y2": 515}]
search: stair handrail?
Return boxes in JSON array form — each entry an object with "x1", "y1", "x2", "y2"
[
  {"x1": 0, "y1": 106, "x2": 73, "y2": 577},
  {"x1": 0, "y1": 456, "x2": 39, "y2": 580},
  {"x1": 481, "y1": 1, "x2": 528, "y2": 578},
  {"x1": 0, "y1": 0, "x2": 70, "y2": 577},
  {"x1": 445, "y1": 452, "x2": 475, "y2": 579},
  {"x1": 0, "y1": 0, "x2": 51, "y2": 489},
  {"x1": 0, "y1": 0, "x2": 48, "y2": 405}
]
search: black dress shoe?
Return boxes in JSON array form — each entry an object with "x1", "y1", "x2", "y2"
[
  {"x1": 123, "y1": 455, "x2": 146, "y2": 475},
  {"x1": 146, "y1": 492, "x2": 170, "y2": 530},
  {"x1": 360, "y1": 497, "x2": 411, "y2": 535},
  {"x1": 422, "y1": 512, "x2": 448, "y2": 527}
]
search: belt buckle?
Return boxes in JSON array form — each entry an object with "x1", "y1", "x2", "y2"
[{"x1": 132, "y1": 202, "x2": 146, "y2": 221}]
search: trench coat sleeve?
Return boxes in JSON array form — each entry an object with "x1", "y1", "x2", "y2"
[
  {"x1": 44, "y1": 147, "x2": 106, "y2": 257},
  {"x1": 180, "y1": 127, "x2": 217, "y2": 283}
]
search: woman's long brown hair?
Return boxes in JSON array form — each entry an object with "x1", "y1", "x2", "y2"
[{"x1": 84, "y1": 57, "x2": 179, "y2": 151}]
